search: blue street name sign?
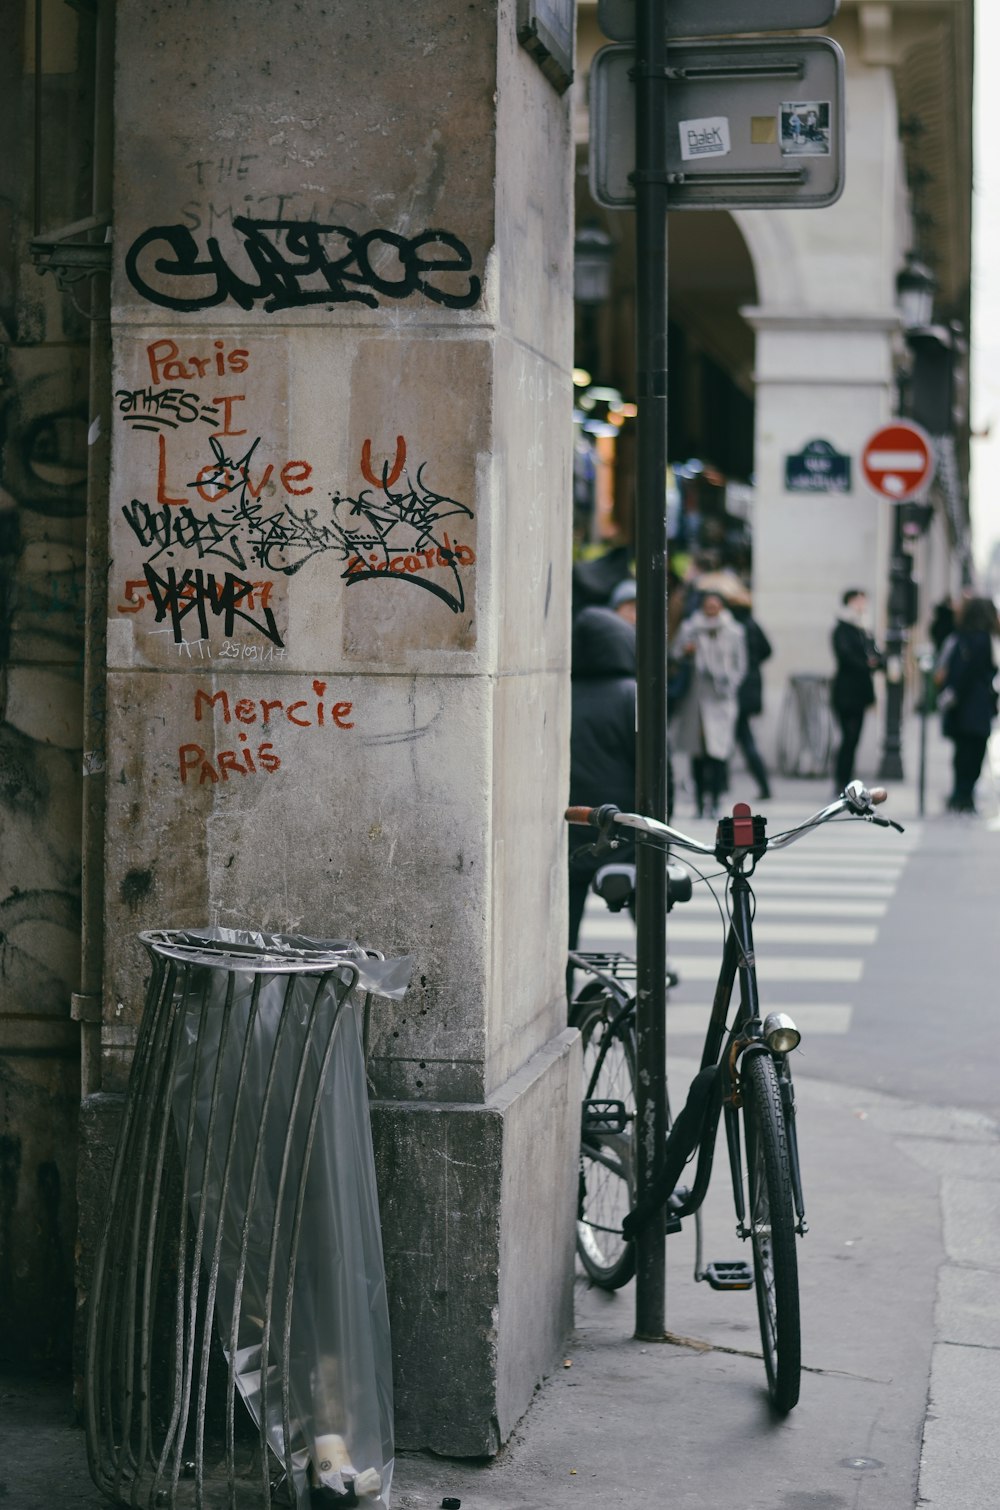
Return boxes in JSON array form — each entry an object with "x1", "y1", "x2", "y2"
[{"x1": 784, "y1": 438, "x2": 852, "y2": 493}]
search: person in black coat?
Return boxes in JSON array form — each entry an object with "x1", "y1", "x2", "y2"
[
  {"x1": 937, "y1": 596, "x2": 999, "y2": 813},
  {"x1": 831, "y1": 589, "x2": 883, "y2": 792},
  {"x1": 567, "y1": 606, "x2": 637, "y2": 974},
  {"x1": 731, "y1": 602, "x2": 772, "y2": 800}
]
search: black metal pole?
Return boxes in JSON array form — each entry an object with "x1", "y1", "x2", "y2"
[
  {"x1": 878, "y1": 504, "x2": 908, "y2": 781},
  {"x1": 917, "y1": 664, "x2": 928, "y2": 816},
  {"x1": 632, "y1": 0, "x2": 670, "y2": 1341}
]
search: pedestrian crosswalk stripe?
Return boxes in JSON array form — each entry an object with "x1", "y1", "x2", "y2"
[
  {"x1": 749, "y1": 869, "x2": 906, "y2": 881},
  {"x1": 760, "y1": 868, "x2": 907, "y2": 882},
  {"x1": 676, "y1": 897, "x2": 887, "y2": 917},
  {"x1": 726, "y1": 879, "x2": 895, "y2": 897},
  {"x1": 667, "y1": 920, "x2": 878, "y2": 946},
  {"x1": 579, "y1": 897, "x2": 889, "y2": 941},
  {"x1": 672, "y1": 956, "x2": 864, "y2": 982},
  {"x1": 665, "y1": 1003, "x2": 853, "y2": 1036}
]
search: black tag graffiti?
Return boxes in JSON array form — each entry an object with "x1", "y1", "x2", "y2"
[
  {"x1": 331, "y1": 463, "x2": 475, "y2": 614},
  {"x1": 124, "y1": 218, "x2": 482, "y2": 313},
  {"x1": 123, "y1": 499, "x2": 249, "y2": 571},
  {"x1": 143, "y1": 564, "x2": 283, "y2": 646}
]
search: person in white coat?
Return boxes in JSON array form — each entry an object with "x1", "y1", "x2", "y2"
[{"x1": 672, "y1": 592, "x2": 748, "y2": 817}]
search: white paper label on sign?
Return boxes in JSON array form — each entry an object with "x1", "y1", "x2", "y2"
[{"x1": 679, "y1": 116, "x2": 731, "y2": 161}]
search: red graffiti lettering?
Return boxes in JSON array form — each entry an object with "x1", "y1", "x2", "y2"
[
  {"x1": 147, "y1": 338, "x2": 250, "y2": 385},
  {"x1": 178, "y1": 739, "x2": 281, "y2": 784},
  {"x1": 192, "y1": 683, "x2": 355, "y2": 730},
  {"x1": 360, "y1": 434, "x2": 406, "y2": 489}
]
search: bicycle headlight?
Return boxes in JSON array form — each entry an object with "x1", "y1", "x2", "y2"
[{"x1": 763, "y1": 1012, "x2": 801, "y2": 1054}]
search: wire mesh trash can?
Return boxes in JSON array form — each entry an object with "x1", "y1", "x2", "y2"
[
  {"x1": 86, "y1": 928, "x2": 411, "y2": 1510},
  {"x1": 776, "y1": 674, "x2": 834, "y2": 777}
]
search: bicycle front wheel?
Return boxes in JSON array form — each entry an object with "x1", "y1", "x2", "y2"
[
  {"x1": 742, "y1": 1052, "x2": 801, "y2": 1411},
  {"x1": 571, "y1": 986, "x2": 636, "y2": 1290}
]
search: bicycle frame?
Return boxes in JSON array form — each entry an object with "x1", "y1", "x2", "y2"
[{"x1": 660, "y1": 855, "x2": 807, "y2": 1239}]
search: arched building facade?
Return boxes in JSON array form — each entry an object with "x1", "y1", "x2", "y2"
[{"x1": 573, "y1": 0, "x2": 973, "y2": 771}]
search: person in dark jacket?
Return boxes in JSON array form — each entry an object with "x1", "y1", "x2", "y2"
[
  {"x1": 567, "y1": 606, "x2": 637, "y2": 971},
  {"x1": 731, "y1": 601, "x2": 772, "y2": 800},
  {"x1": 929, "y1": 596, "x2": 956, "y2": 655},
  {"x1": 936, "y1": 596, "x2": 999, "y2": 813},
  {"x1": 831, "y1": 589, "x2": 883, "y2": 792}
]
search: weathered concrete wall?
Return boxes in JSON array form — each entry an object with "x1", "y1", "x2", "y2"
[
  {"x1": 0, "y1": 4, "x2": 94, "y2": 1372},
  {"x1": 101, "y1": 0, "x2": 577, "y2": 1451}
]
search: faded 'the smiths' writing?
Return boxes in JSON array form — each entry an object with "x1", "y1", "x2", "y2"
[{"x1": 124, "y1": 218, "x2": 482, "y2": 313}]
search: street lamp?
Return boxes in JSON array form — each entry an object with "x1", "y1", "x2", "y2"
[
  {"x1": 895, "y1": 251, "x2": 936, "y2": 332},
  {"x1": 574, "y1": 221, "x2": 615, "y2": 380}
]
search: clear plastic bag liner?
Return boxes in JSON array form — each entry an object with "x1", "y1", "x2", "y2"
[{"x1": 146, "y1": 928, "x2": 408, "y2": 1507}]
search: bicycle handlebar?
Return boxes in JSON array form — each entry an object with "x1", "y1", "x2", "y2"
[{"x1": 564, "y1": 781, "x2": 900, "y2": 858}]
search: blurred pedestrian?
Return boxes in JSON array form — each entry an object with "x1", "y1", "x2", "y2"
[
  {"x1": 929, "y1": 596, "x2": 955, "y2": 655},
  {"x1": 608, "y1": 574, "x2": 637, "y2": 626},
  {"x1": 935, "y1": 596, "x2": 999, "y2": 814},
  {"x1": 673, "y1": 592, "x2": 747, "y2": 818},
  {"x1": 567, "y1": 606, "x2": 637, "y2": 985},
  {"x1": 831, "y1": 589, "x2": 883, "y2": 793},
  {"x1": 731, "y1": 600, "x2": 773, "y2": 800}
]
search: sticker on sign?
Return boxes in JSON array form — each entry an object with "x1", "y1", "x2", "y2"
[
  {"x1": 860, "y1": 421, "x2": 935, "y2": 502},
  {"x1": 680, "y1": 116, "x2": 730, "y2": 161}
]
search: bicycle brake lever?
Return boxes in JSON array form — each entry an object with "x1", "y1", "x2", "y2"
[
  {"x1": 867, "y1": 814, "x2": 905, "y2": 833},
  {"x1": 569, "y1": 832, "x2": 623, "y2": 863}
]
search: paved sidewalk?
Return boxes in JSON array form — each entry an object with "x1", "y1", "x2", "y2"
[
  {"x1": 393, "y1": 717, "x2": 1000, "y2": 1510},
  {"x1": 2, "y1": 715, "x2": 997, "y2": 1509},
  {"x1": 392, "y1": 1078, "x2": 999, "y2": 1510}
]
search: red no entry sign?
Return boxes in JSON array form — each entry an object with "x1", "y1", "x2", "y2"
[{"x1": 861, "y1": 421, "x2": 935, "y2": 501}]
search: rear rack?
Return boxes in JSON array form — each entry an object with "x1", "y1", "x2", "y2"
[
  {"x1": 572, "y1": 951, "x2": 638, "y2": 983},
  {"x1": 572, "y1": 951, "x2": 679, "y2": 992}
]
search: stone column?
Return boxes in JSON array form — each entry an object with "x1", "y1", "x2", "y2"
[
  {"x1": 99, "y1": 0, "x2": 578, "y2": 1454},
  {"x1": 746, "y1": 310, "x2": 897, "y2": 771},
  {"x1": 737, "y1": 17, "x2": 908, "y2": 774}
]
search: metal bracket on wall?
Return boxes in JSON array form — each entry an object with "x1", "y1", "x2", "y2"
[
  {"x1": 70, "y1": 992, "x2": 102, "y2": 1024},
  {"x1": 29, "y1": 212, "x2": 111, "y2": 293}
]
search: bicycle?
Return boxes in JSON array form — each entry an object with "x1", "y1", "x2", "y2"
[{"x1": 566, "y1": 780, "x2": 903, "y2": 1412}]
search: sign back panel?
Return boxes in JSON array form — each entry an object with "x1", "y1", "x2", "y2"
[
  {"x1": 589, "y1": 38, "x2": 845, "y2": 211},
  {"x1": 597, "y1": 0, "x2": 840, "y2": 41}
]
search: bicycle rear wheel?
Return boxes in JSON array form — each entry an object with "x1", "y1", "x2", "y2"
[
  {"x1": 571, "y1": 984, "x2": 636, "y2": 1289},
  {"x1": 742, "y1": 1052, "x2": 801, "y2": 1411}
]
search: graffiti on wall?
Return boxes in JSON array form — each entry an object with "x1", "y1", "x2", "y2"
[
  {"x1": 334, "y1": 436, "x2": 476, "y2": 613},
  {"x1": 124, "y1": 219, "x2": 482, "y2": 313},
  {"x1": 176, "y1": 679, "x2": 356, "y2": 785},
  {"x1": 0, "y1": 360, "x2": 88, "y2": 1019},
  {"x1": 116, "y1": 337, "x2": 478, "y2": 655}
]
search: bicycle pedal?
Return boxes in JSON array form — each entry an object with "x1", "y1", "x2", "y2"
[
  {"x1": 582, "y1": 1098, "x2": 629, "y2": 1134},
  {"x1": 702, "y1": 1260, "x2": 753, "y2": 1291}
]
